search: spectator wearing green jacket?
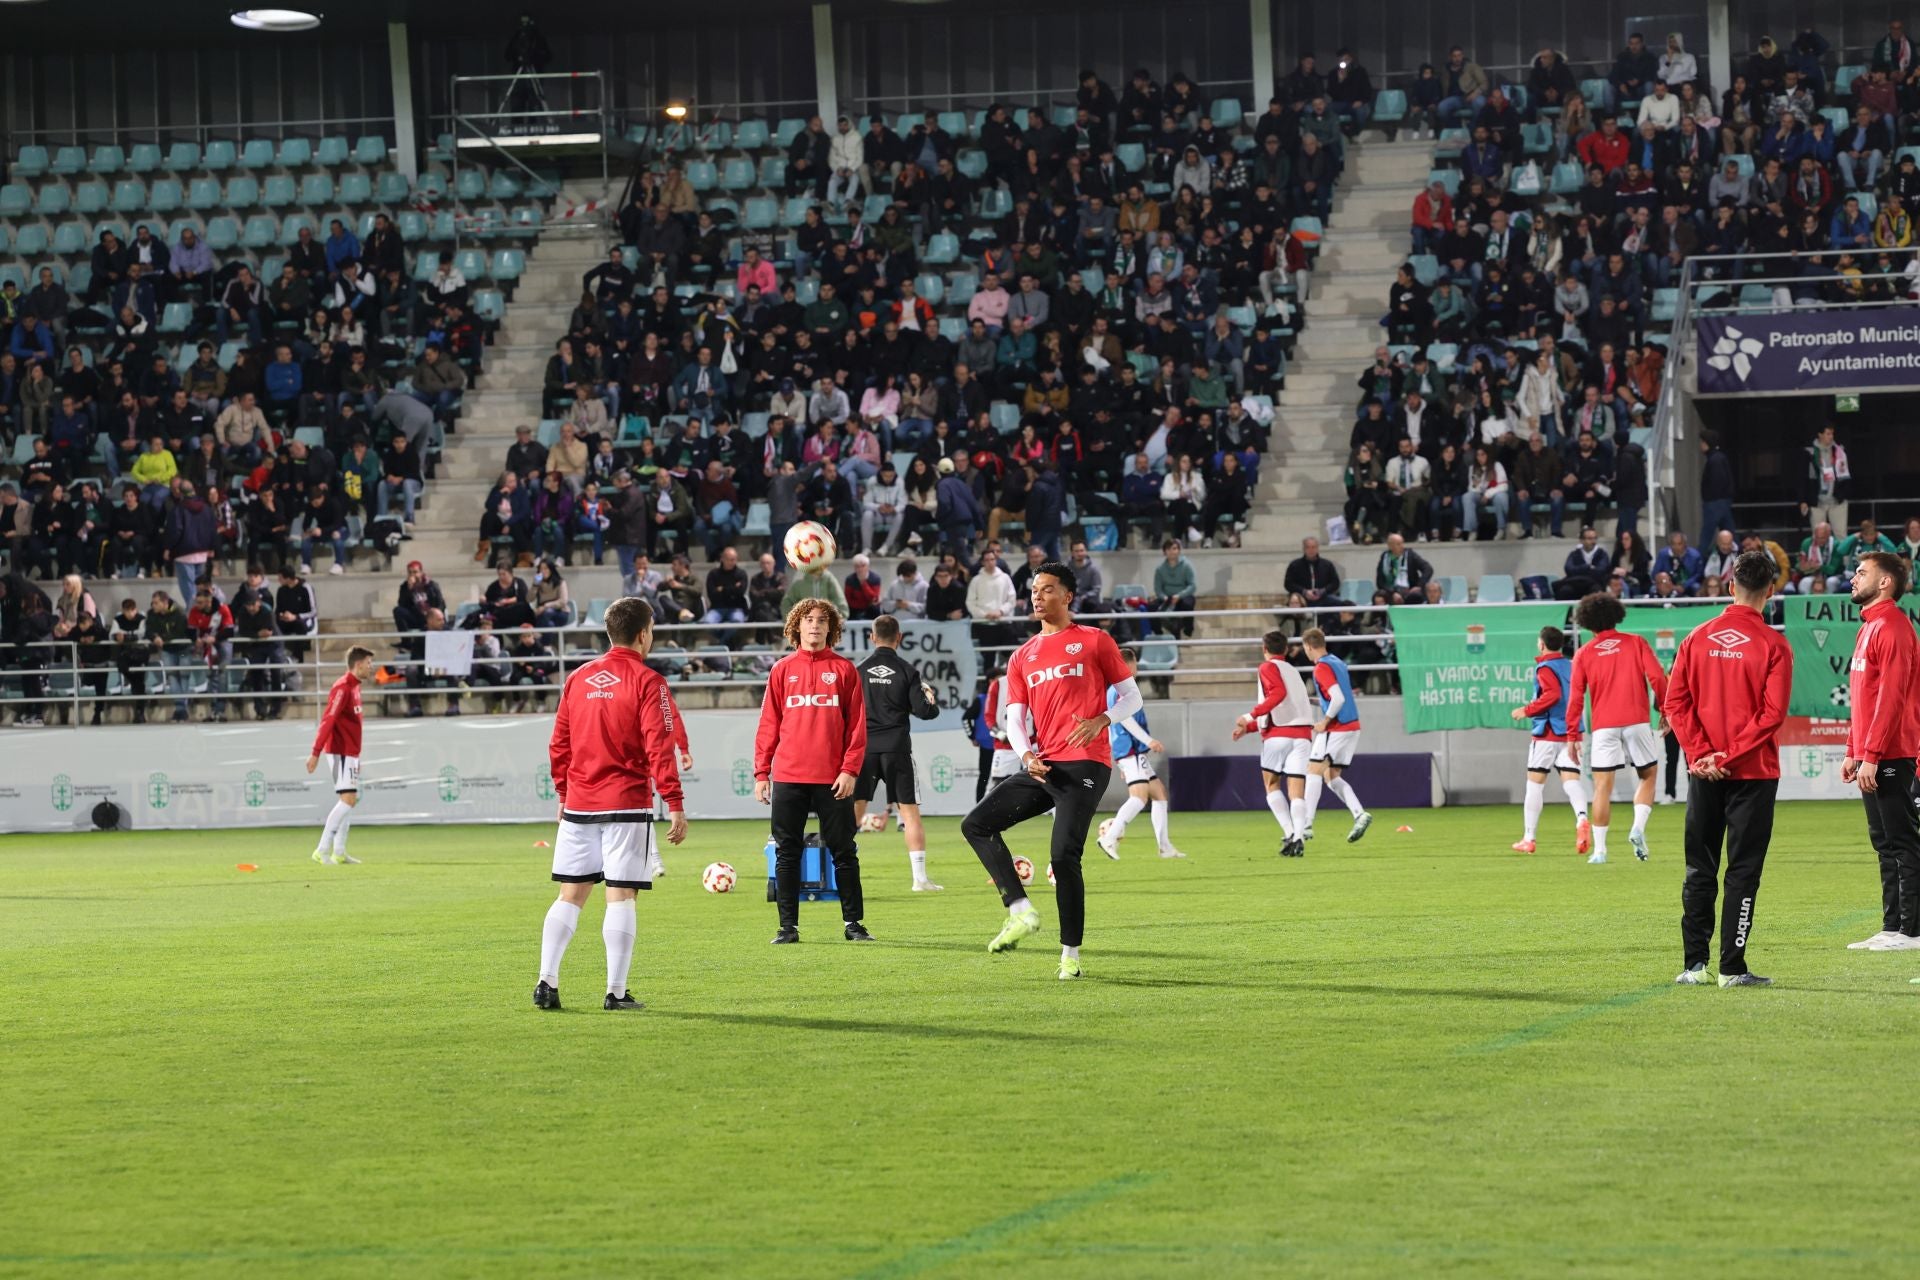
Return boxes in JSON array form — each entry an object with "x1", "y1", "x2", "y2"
[
  {"x1": 1152, "y1": 538, "x2": 1197, "y2": 637},
  {"x1": 1838, "y1": 519, "x2": 1898, "y2": 577}
]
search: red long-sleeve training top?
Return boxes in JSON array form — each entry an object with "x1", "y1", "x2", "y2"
[
  {"x1": 311, "y1": 672, "x2": 363, "y2": 757},
  {"x1": 1662, "y1": 604, "x2": 1793, "y2": 780},
  {"x1": 1567, "y1": 628, "x2": 1668, "y2": 735},
  {"x1": 549, "y1": 645, "x2": 685, "y2": 815},
  {"x1": 1847, "y1": 598, "x2": 1920, "y2": 764},
  {"x1": 755, "y1": 646, "x2": 868, "y2": 783}
]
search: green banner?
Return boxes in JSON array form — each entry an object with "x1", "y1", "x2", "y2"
[
  {"x1": 1784, "y1": 595, "x2": 1920, "y2": 717},
  {"x1": 1611, "y1": 605, "x2": 1722, "y2": 671},
  {"x1": 1391, "y1": 604, "x2": 1569, "y2": 732}
]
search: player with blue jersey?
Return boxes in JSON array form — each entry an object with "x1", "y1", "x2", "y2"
[
  {"x1": 1508, "y1": 625, "x2": 1592, "y2": 855},
  {"x1": 1303, "y1": 628, "x2": 1372, "y2": 843},
  {"x1": 1096, "y1": 649, "x2": 1184, "y2": 859}
]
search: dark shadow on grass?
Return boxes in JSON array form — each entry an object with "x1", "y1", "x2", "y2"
[
  {"x1": 1261, "y1": 980, "x2": 1588, "y2": 1005},
  {"x1": 1095, "y1": 974, "x2": 1291, "y2": 992},
  {"x1": 648, "y1": 1008, "x2": 1097, "y2": 1043}
]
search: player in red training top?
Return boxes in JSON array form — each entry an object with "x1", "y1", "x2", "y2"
[
  {"x1": 304, "y1": 645, "x2": 375, "y2": 866},
  {"x1": 1232, "y1": 629, "x2": 1315, "y2": 858},
  {"x1": 753, "y1": 599, "x2": 871, "y2": 946},
  {"x1": 960, "y1": 560, "x2": 1139, "y2": 980},
  {"x1": 1567, "y1": 593, "x2": 1669, "y2": 865},
  {"x1": 1839, "y1": 551, "x2": 1920, "y2": 952},
  {"x1": 535, "y1": 598, "x2": 687, "y2": 1012}
]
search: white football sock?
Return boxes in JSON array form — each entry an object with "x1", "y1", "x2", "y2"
[
  {"x1": 1304, "y1": 772, "x2": 1325, "y2": 820},
  {"x1": 330, "y1": 805, "x2": 354, "y2": 856},
  {"x1": 1289, "y1": 796, "x2": 1309, "y2": 838},
  {"x1": 1009, "y1": 896, "x2": 1033, "y2": 916},
  {"x1": 1111, "y1": 794, "x2": 1146, "y2": 838},
  {"x1": 1265, "y1": 789, "x2": 1294, "y2": 837},
  {"x1": 909, "y1": 850, "x2": 928, "y2": 880},
  {"x1": 318, "y1": 799, "x2": 349, "y2": 853},
  {"x1": 1328, "y1": 777, "x2": 1365, "y2": 818},
  {"x1": 1149, "y1": 800, "x2": 1171, "y2": 849},
  {"x1": 1594, "y1": 824, "x2": 1610, "y2": 855},
  {"x1": 1523, "y1": 779, "x2": 1545, "y2": 840},
  {"x1": 539, "y1": 899, "x2": 581, "y2": 988},
  {"x1": 1061, "y1": 945, "x2": 1079, "y2": 960},
  {"x1": 603, "y1": 898, "x2": 637, "y2": 996},
  {"x1": 1632, "y1": 803, "x2": 1652, "y2": 837},
  {"x1": 1563, "y1": 776, "x2": 1591, "y2": 820}
]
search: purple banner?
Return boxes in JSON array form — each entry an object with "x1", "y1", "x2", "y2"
[
  {"x1": 1168, "y1": 754, "x2": 1435, "y2": 811},
  {"x1": 1696, "y1": 311, "x2": 1920, "y2": 394}
]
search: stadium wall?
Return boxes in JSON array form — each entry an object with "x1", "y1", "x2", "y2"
[{"x1": 7, "y1": 699, "x2": 1858, "y2": 834}]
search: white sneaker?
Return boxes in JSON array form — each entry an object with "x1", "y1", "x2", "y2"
[
  {"x1": 1848, "y1": 930, "x2": 1899, "y2": 950},
  {"x1": 1675, "y1": 964, "x2": 1710, "y2": 985},
  {"x1": 328, "y1": 562, "x2": 345, "y2": 575},
  {"x1": 1867, "y1": 934, "x2": 1920, "y2": 951},
  {"x1": 335, "y1": 852, "x2": 361, "y2": 865},
  {"x1": 1587, "y1": 852, "x2": 1607, "y2": 864},
  {"x1": 1096, "y1": 819, "x2": 1121, "y2": 859},
  {"x1": 912, "y1": 879, "x2": 944, "y2": 892},
  {"x1": 1158, "y1": 845, "x2": 1186, "y2": 859}
]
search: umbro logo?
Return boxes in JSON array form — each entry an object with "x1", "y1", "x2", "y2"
[
  {"x1": 1707, "y1": 628, "x2": 1751, "y2": 648},
  {"x1": 822, "y1": 672, "x2": 837, "y2": 685},
  {"x1": 1066, "y1": 643, "x2": 1083, "y2": 655},
  {"x1": 1080, "y1": 777, "x2": 1096, "y2": 788},
  {"x1": 867, "y1": 664, "x2": 895, "y2": 679},
  {"x1": 1591, "y1": 638, "x2": 1621, "y2": 654},
  {"x1": 584, "y1": 671, "x2": 621, "y2": 689}
]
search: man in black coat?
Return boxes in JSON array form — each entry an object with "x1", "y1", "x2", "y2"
[{"x1": 1285, "y1": 537, "x2": 1349, "y2": 605}]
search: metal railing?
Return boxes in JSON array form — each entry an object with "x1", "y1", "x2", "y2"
[{"x1": 0, "y1": 595, "x2": 1774, "y2": 725}]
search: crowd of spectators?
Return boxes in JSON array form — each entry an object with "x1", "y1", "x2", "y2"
[
  {"x1": 489, "y1": 58, "x2": 1363, "y2": 587},
  {"x1": 1346, "y1": 20, "x2": 1920, "y2": 546},
  {"x1": 0, "y1": 204, "x2": 490, "y2": 584}
]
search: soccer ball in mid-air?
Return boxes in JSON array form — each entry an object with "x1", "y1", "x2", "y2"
[
  {"x1": 1013, "y1": 856, "x2": 1035, "y2": 885},
  {"x1": 859, "y1": 811, "x2": 889, "y2": 833},
  {"x1": 783, "y1": 520, "x2": 838, "y2": 573},
  {"x1": 702, "y1": 862, "x2": 736, "y2": 893}
]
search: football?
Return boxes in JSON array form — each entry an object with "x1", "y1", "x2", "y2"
[
  {"x1": 701, "y1": 862, "x2": 736, "y2": 893},
  {"x1": 1013, "y1": 856, "x2": 1035, "y2": 885},
  {"x1": 783, "y1": 520, "x2": 838, "y2": 573},
  {"x1": 859, "y1": 812, "x2": 889, "y2": 833}
]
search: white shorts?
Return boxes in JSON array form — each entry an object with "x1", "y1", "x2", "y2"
[
  {"x1": 1589, "y1": 724, "x2": 1658, "y2": 772},
  {"x1": 326, "y1": 753, "x2": 361, "y2": 793},
  {"x1": 1260, "y1": 735, "x2": 1312, "y2": 777},
  {"x1": 990, "y1": 747, "x2": 1022, "y2": 780},
  {"x1": 1118, "y1": 753, "x2": 1157, "y2": 786},
  {"x1": 1526, "y1": 740, "x2": 1579, "y2": 773},
  {"x1": 1310, "y1": 729, "x2": 1360, "y2": 768},
  {"x1": 551, "y1": 818, "x2": 656, "y2": 889}
]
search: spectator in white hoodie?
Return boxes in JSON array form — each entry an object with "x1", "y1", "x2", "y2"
[{"x1": 827, "y1": 116, "x2": 865, "y2": 212}]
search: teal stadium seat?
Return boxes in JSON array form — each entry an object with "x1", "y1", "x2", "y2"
[
  {"x1": 261, "y1": 175, "x2": 297, "y2": 207},
  {"x1": 35, "y1": 185, "x2": 70, "y2": 215},
  {"x1": 147, "y1": 179, "x2": 182, "y2": 212},
  {"x1": 375, "y1": 171, "x2": 410, "y2": 202},
  {"x1": 1209, "y1": 98, "x2": 1244, "y2": 126},
  {"x1": 166, "y1": 142, "x2": 202, "y2": 171},
  {"x1": 241, "y1": 215, "x2": 278, "y2": 248},
  {"x1": 353, "y1": 136, "x2": 387, "y2": 165},
  {"x1": 279, "y1": 216, "x2": 316, "y2": 248},
  {"x1": 52, "y1": 223, "x2": 89, "y2": 255},
  {"x1": 1373, "y1": 90, "x2": 1407, "y2": 124},
  {"x1": 72, "y1": 180, "x2": 109, "y2": 214},
  {"x1": 454, "y1": 169, "x2": 486, "y2": 201},
  {"x1": 338, "y1": 172, "x2": 372, "y2": 203},
  {"x1": 112, "y1": 180, "x2": 147, "y2": 212},
  {"x1": 734, "y1": 120, "x2": 770, "y2": 150},
  {"x1": 15, "y1": 145, "x2": 48, "y2": 176},
  {"x1": 89, "y1": 145, "x2": 125, "y2": 174},
  {"x1": 187, "y1": 177, "x2": 222, "y2": 209},
  {"x1": 316, "y1": 137, "x2": 350, "y2": 166},
  {"x1": 128, "y1": 143, "x2": 162, "y2": 173},
  {"x1": 490, "y1": 249, "x2": 525, "y2": 280},
  {"x1": 0, "y1": 185, "x2": 27, "y2": 217},
  {"x1": 277, "y1": 138, "x2": 313, "y2": 167},
  {"x1": 203, "y1": 140, "x2": 237, "y2": 170},
  {"x1": 225, "y1": 175, "x2": 261, "y2": 207},
  {"x1": 14, "y1": 225, "x2": 48, "y2": 256},
  {"x1": 51, "y1": 146, "x2": 86, "y2": 175},
  {"x1": 300, "y1": 174, "x2": 335, "y2": 205},
  {"x1": 241, "y1": 139, "x2": 276, "y2": 168}
]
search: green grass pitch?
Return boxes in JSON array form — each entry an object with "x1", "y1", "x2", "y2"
[{"x1": 3, "y1": 803, "x2": 1914, "y2": 1278}]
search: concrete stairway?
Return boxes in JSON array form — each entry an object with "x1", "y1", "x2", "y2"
[
  {"x1": 1242, "y1": 139, "x2": 1433, "y2": 555},
  {"x1": 409, "y1": 233, "x2": 608, "y2": 568}
]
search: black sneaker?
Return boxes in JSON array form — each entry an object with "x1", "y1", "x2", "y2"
[
  {"x1": 533, "y1": 980, "x2": 560, "y2": 1010},
  {"x1": 844, "y1": 922, "x2": 874, "y2": 942},
  {"x1": 771, "y1": 926, "x2": 800, "y2": 945},
  {"x1": 603, "y1": 991, "x2": 644, "y2": 1010}
]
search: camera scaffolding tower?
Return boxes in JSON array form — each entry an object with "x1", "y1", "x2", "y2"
[{"x1": 447, "y1": 69, "x2": 611, "y2": 251}]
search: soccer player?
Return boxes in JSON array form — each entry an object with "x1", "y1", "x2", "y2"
[
  {"x1": 1840, "y1": 551, "x2": 1920, "y2": 951},
  {"x1": 1097, "y1": 647, "x2": 1184, "y2": 859},
  {"x1": 1231, "y1": 630, "x2": 1315, "y2": 857},
  {"x1": 754, "y1": 599, "x2": 872, "y2": 944},
  {"x1": 1662, "y1": 551, "x2": 1791, "y2": 986},
  {"x1": 1566, "y1": 594, "x2": 1668, "y2": 864},
  {"x1": 534, "y1": 598, "x2": 687, "y2": 1011},
  {"x1": 854, "y1": 614, "x2": 943, "y2": 891},
  {"x1": 1302, "y1": 629, "x2": 1373, "y2": 843},
  {"x1": 304, "y1": 645, "x2": 374, "y2": 866},
  {"x1": 1510, "y1": 625, "x2": 1592, "y2": 854},
  {"x1": 960, "y1": 560, "x2": 1139, "y2": 979},
  {"x1": 982, "y1": 664, "x2": 1028, "y2": 789}
]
